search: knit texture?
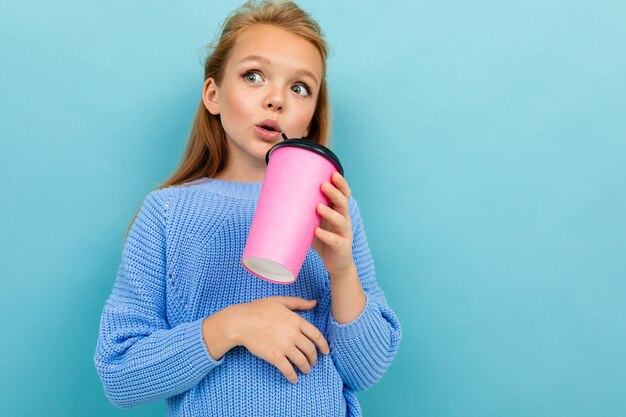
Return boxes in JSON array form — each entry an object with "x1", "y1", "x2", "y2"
[{"x1": 94, "y1": 178, "x2": 401, "y2": 417}]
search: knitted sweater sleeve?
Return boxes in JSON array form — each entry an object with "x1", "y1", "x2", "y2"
[
  {"x1": 326, "y1": 197, "x2": 402, "y2": 392},
  {"x1": 94, "y1": 190, "x2": 224, "y2": 408}
]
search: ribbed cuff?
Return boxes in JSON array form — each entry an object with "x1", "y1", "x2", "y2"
[
  {"x1": 328, "y1": 295, "x2": 378, "y2": 342},
  {"x1": 181, "y1": 317, "x2": 225, "y2": 379}
]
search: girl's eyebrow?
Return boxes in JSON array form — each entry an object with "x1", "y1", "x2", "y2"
[
  {"x1": 239, "y1": 54, "x2": 271, "y2": 65},
  {"x1": 238, "y1": 54, "x2": 319, "y2": 86}
]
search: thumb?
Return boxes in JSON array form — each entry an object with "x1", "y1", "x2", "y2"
[{"x1": 278, "y1": 297, "x2": 317, "y2": 311}]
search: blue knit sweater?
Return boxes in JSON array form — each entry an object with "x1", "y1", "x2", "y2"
[{"x1": 94, "y1": 178, "x2": 401, "y2": 416}]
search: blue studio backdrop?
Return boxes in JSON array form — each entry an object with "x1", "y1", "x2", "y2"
[{"x1": 1, "y1": 1, "x2": 625, "y2": 416}]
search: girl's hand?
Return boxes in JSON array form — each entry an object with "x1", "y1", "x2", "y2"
[
  {"x1": 312, "y1": 172, "x2": 355, "y2": 276},
  {"x1": 228, "y1": 296, "x2": 330, "y2": 384}
]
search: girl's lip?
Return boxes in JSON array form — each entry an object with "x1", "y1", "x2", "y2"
[
  {"x1": 258, "y1": 118, "x2": 281, "y2": 132},
  {"x1": 255, "y1": 126, "x2": 282, "y2": 141}
]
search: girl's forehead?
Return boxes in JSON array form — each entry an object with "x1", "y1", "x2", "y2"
[{"x1": 229, "y1": 24, "x2": 323, "y2": 78}]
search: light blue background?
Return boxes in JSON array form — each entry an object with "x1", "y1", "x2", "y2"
[{"x1": 1, "y1": 0, "x2": 625, "y2": 416}]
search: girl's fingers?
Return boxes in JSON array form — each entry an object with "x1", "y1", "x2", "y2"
[
  {"x1": 275, "y1": 356, "x2": 299, "y2": 384},
  {"x1": 287, "y1": 346, "x2": 311, "y2": 376},
  {"x1": 317, "y1": 203, "x2": 347, "y2": 231},
  {"x1": 332, "y1": 172, "x2": 352, "y2": 200},
  {"x1": 315, "y1": 226, "x2": 342, "y2": 248},
  {"x1": 295, "y1": 335, "x2": 318, "y2": 367},
  {"x1": 300, "y1": 320, "x2": 330, "y2": 355},
  {"x1": 322, "y1": 181, "x2": 349, "y2": 213}
]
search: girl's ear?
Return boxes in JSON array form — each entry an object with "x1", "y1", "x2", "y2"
[{"x1": 202, "y1": 78, "x2": 220, "y2": 115}]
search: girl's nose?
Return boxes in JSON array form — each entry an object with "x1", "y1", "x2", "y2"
[{"x1": 264, "y1": 87, "x2": 284, "y2": 112}]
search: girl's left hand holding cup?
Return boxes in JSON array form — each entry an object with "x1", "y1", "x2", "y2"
[{"x1": 312, "y1": 172, "x2": 355, "y2": 276}]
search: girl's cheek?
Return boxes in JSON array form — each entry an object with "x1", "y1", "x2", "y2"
[
  {"x1": 228, "y1": 93, "x2": 254, "y2": 121},
  {"x1": 301, "y1": 108, "x2": 317, "y2": 133}
]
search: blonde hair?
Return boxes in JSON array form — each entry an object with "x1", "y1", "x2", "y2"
[{"x1": 124, "y1": 0, "x2": 331, "y2": 239}]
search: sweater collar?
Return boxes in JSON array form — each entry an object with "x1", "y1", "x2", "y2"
[{"x1": 193, "y1": 177, "x2": 263, "y2": 199}]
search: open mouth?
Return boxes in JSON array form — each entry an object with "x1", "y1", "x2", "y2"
[
  {"x1": 255, "y1": 120, "x2": 282, "y2": 141},
  {"x1": 256, "y1": 119, "x2": 282, "y2": 133},
  {"x1": 258, "y1": 125, "x2": 279, "y2": 133}
]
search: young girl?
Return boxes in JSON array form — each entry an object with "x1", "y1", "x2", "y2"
[{"x1": 94, "y1": 1, "x2": 401, "y2": 416}]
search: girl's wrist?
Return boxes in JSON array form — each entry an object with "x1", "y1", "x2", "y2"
[
  {"x1": 329, "y1": 262, "x2": 366, "y2": 324},
  {"x1": 328, "y1": 260, "x2": 357, "y2": 280},
  {"x1": 202, "y1": 305, "x2": 241, "y2": 360}
]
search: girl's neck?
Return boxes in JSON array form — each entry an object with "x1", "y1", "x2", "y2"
[
  {"x1": 214, "y1": 140, "x2": 269, "y2": 183},
  {"x1": 213, "y1": 162, "x2": 266, "y2": 183}
]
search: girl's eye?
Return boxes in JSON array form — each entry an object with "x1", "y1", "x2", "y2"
[
  {"x1": 243, "y1": 71, "x2": 264, "y2": 83},
  {"x1": 291, "y1": 83, "x2": 310, "y2": 96}
]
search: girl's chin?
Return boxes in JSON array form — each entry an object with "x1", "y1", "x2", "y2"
[
  {"x1": 245, "y1": 146, "x2": 272, "y2": 163},
  {"x1": 253, "y1": 140, "x2": 276, "y2": 153},
  {"x1": 225, "y1": 135, "x2": 277, "y2": 161}
]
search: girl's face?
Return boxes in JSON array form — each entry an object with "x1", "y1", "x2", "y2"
[{"x1": 203, "y1": 24, "x2": 323, "y2": 176}]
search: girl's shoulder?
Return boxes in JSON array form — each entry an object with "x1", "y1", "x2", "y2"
[
  {"x1": 144, "y1": 177, "x2": 257, "y2": 224},
  {"x1": 149, "y1": 177, "x2": 212, "y2": 200},
  {"x1": 139, "y1": 178, "x2": 212, "y2": 220}
]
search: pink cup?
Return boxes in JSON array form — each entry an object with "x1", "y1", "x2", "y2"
[{"x1": 242, "y1": 137, "x2": 344, "y2": 284}]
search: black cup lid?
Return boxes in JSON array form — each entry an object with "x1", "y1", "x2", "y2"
[{"x1": 265, "y1": 135, "x2": 344, "y2": 175}]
